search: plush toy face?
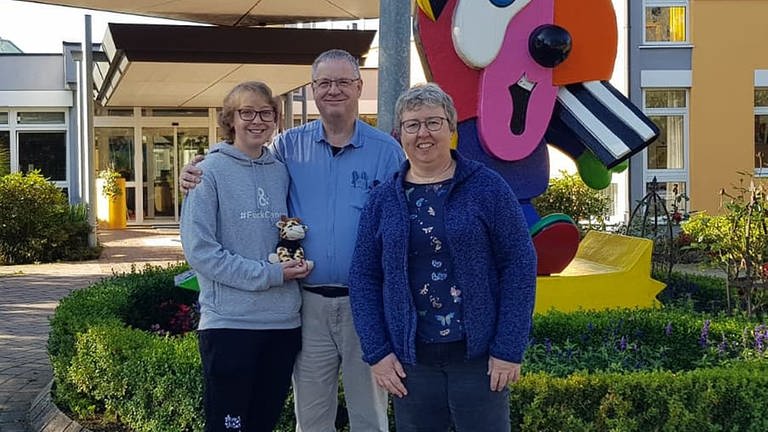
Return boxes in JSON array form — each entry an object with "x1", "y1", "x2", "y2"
[{"x1": 276, "y1": 217, "x2": 308, "y2": 241}]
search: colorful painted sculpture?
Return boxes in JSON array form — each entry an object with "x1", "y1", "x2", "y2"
[{"x1": 414, "y1": 0, "x2": 660, "y2": 278}]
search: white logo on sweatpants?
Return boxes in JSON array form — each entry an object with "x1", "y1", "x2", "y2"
[{"x1": 224, "y1": 414, "x2": 241, "y2": 429}]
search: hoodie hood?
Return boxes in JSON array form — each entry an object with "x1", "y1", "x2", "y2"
[{"x1": 208, "y1": 141, "x2": 278, "y2": 166}]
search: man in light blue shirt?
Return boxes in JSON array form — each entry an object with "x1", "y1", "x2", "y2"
[{"x1": 183, "y1": 49, "x2": 404, "y2": 431}]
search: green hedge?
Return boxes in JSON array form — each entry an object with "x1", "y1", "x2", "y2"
[
  {"x1": 510, "y1": 363, "x2": 768, "y2": 432},
  {"x1": 50, "y1": 266, "x2": 768, "y2": 431},
  {"x1": 527, "y1": 307, "x2": 761, "y2": 375},
  {"x1": 49, "y1": 264, "x2": 203, "y2": 431},
  {"x1": 656, "y1": 271, "x2": 727, "y2": 313},
  {"x1": 0, "y1": 171, "x2": 100, "y2": 263}
]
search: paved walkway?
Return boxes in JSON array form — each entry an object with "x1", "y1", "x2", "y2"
[{"x1": 0, "y1": 228, "x2": 185, "y2": 432}]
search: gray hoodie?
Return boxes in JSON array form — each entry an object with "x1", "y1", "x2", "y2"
[{"x1": 180, "y1": 142, "x2": 300, "y2": 330}]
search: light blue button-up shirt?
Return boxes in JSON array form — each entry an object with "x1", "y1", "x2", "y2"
[{"x1": 271, "y1": 119, "x2": 405, "y2": 287}]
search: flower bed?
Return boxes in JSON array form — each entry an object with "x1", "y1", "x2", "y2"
[{"x1": 49, "y1": 267, "x2": 767, "y2": 431}]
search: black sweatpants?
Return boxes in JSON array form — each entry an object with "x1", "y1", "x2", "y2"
[{"x1": 198, "y1": 327, "x2": 301, "y2": 432}]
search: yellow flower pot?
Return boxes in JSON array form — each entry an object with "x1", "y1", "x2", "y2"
[{"x1": 96, "y1": 177, "x2": 127, "y2": 229}]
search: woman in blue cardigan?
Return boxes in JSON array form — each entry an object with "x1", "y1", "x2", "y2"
[{"x1": 349, "y1": 83, "x2": 537, "y2": 432}]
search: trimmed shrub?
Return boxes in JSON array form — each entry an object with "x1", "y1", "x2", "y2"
[
  {"x1": 656, "y1": 271, "x2": 727, "y2": 313},
  {"x1": 0, "y1": 171, "x2": 100, "y2": 264},
  {"x1": 51, "y1": 267, "x2": 768, "y2": 431},
  {"x1": 528, "y1": 308, "x2": 765, "y2": 376},
  {"x1": 533, "y1": 170, "x2": 611, "y2": 229},
  {"x1": 510, "y1": 363, "x2": 768, "y2": 432},
  {"x1": 49, "y1": 264, "x2": 200, "y2": 429}
]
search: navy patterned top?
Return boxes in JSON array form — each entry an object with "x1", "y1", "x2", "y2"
[{"x1": 405, "y1": 180, "x2": 464, "y2": 343}]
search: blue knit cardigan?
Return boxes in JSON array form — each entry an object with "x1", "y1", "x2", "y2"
[{"x1": 349, "y1": 151, "x2": 537, "y2": 366}]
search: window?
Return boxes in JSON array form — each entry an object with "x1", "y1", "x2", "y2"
[
  {"x1": 18, "y1": 131, "x2": 67, "y2": 181},
  {"x1": 755, "y1": 89, "x2": 768, "y2": 170},
  {"x1": 95, "y1": 128, "x2": 135, "y2": 181},
  {"x1": 603, "y1": 183, "x2": 619, "y2": 218},
  {"x1": 95, "y1": 107, "x2": 134, "y2": 117},
  {"x1": 644, "y1": 89, "x2": 687, "y2": 170},
  {"x1": 17, "y1": 112, "x2": 65, "y2": 125},
  {"x1": 141, "y1": 108, "x2": 208, "y2": 117},
  {"x1": 0, "y1": 112, "x2": 8, "y2": 124},
  {"x1": 643, "y1": 88, "x2": 689, "y2": 212},
  {"x1": 646, "y1": 180, "x2": 688, "y2": 216},
  {"x1": 0, "y1": 131, "x2": 9, "y2": 176},
  {"x1": 644, "y1": 1, "x2": 688, "y2": 44}
]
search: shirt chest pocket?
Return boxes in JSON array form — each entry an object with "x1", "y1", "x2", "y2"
[
  {"x1": 350, "y1": 189, "x2": 371, "y2": 210},
  {"x1": 347, "y1": 169, "x2": 378, "y2": 209}
]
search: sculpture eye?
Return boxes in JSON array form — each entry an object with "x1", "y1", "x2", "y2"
[{"x1": 452, "y1": 0, "x2": 533, "y2": 68}]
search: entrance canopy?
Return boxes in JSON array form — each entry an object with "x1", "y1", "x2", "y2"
[
  {"x1": 22, "y1": 0, "x2": 384, "y2": 25},
  {"x1": 94, "y1": 23, "x2": 376, "y2": 107}
]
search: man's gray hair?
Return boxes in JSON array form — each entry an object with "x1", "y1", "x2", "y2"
[
  {"x1": 395, "y1": 83, "x2": 458, "y2": 132},
  {"x1": 311, "y1": 49, "x2": 361, "y2": 79}
]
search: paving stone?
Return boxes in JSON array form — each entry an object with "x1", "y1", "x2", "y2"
[{"x1": 0, "y1": 227, "x2": 184, "y2": 432}]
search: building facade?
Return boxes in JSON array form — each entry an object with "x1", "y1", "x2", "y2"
[
  {"x1": 629, "y1": 0, "x2": 768, "y2": 216},
  {"x1": 0, "y1": 23, "x2": 378, "y2": 225}
]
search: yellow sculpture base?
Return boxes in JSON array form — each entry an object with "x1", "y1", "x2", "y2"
[{"x1": 535, "y1": 231, "x2": 665, "y2": 313}]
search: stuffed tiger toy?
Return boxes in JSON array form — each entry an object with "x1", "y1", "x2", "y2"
[{"x1": 268, "y1": 216, "x2": 314, "y2": 271}]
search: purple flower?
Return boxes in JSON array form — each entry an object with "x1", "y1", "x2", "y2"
[
  {"x1": 699, "y1": 320, "x2": 711, "y2": 348},
  {"x1": 619, "y1": 336, "x2": 627, "y2": 351},
  {"x1": 717, "y1": 338, "x2": 728, "y2": 355},
  {"x1": 664, "y1": 322, "x2": 673, "y2": 336},
  {"x1": 755, "y1": 324, "x2": 767, "y2": 353},
  {"x1": 544, "y1": 338, "x2": 552, "y2": 354}
]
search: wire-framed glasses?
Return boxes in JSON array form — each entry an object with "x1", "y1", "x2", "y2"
[
  {"x1": 312, "y1": 78, "x2": 360, "y2": 91},
  {"x1": 400, "y1": 117, "x2": 447, "y2": 134},
  {"x1": 237, "y1": 109, "x2": 276, "y2": 122}
]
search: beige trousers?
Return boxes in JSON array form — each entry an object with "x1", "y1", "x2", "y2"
[{"x1": 293, "y1": 290, "x2": 389, "y2": 432}]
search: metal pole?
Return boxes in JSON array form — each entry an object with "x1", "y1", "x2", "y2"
[
  {"x1": 283, "y1": 94, "x2": 294, "y2": 131},
  {"x1": 76, "y1": 57, "x2": 85, "y2": 204},
  {"x1": 300, "y1": 86, "x2": 308, "y2": 125},
  {"x1": 82, "y1": 15, "x2": 97, "y2": 247},
  {"x1": 377, "y1": 0, "x2": 411, "y2": 134},
  {"x1": 172, "y1": 122, "x2": 180, "y2": 222}
]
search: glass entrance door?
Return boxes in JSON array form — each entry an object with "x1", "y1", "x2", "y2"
[{"x1": 142, "y1": 127, "x2": 208, "y2": 222}]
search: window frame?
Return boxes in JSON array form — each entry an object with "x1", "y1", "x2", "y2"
[
  {"x1": 17, "y1": 130, "x2": 69, "y2": 182},
  {"x1": 2, "y1": 109, "x2": 69, "y2": 188},
  {"x1": 642, "y1": 88, "x2": 690, "y2": 211},
  {"x1": 642, "y1": 0, "x2": 690, "y2": 45},
  {"x1": 754, "y1": 88, "x2": 768, "y2": 176}
]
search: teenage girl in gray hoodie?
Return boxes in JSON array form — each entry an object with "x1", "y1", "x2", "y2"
[{"x1": 180, "y1": 81, "x2": 311, "y2": 432}]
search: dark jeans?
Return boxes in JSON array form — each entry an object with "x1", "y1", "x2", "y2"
[
  {"x1": 393, "y1": 341, "x2": 510, "y2": 432},
  {"x1": 198, "y1": 327, "x2": 301, "y2": 432}
]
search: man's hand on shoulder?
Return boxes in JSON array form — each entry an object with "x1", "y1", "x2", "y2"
[{"x1": 180, "y1": 155, "x2": 205, "y2": 195}]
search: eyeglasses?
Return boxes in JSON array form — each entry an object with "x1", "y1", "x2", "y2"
[
  {"x1": 237, "y1": 109, "x2": 276, "y2": 122},
  {"x1": 400, "y1": 117, "x2": 448, "y2": 134},
  {"x1": 312, "y1": 78, "x2": 360, "y2": 91}
]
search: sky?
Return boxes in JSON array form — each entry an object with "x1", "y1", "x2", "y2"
[
  {"x1": 0, "y1": 0, "x2": 625, "y2": 68},
  {"x1": 0, "y1": 0, "x2": 199, "y2": 52}
]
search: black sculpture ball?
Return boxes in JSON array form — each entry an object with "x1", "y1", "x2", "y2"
[{"x1": 529, "y1": 24, "x2": 572, "y2": 68}]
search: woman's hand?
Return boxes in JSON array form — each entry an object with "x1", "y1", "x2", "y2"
[
  {"x1": 372, "y1": 353, "x2": 408, "y2": 398},
  {"x1": 281, "y1": 260, "x2": 311, "y2": 281},
  {"x1": 179, "y1": 154, "x2": 205, "y2": 194},
  {"x1": 487, "y1": 356, "x2": 521, "y2": 391}
]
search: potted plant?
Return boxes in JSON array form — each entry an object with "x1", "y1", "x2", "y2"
[
  {"x1": 96, "y1": 167, "x2": 127, "y2": 229},
  {"x1": 98, "y1": 167, "x2": 123, "y2": 200}
]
